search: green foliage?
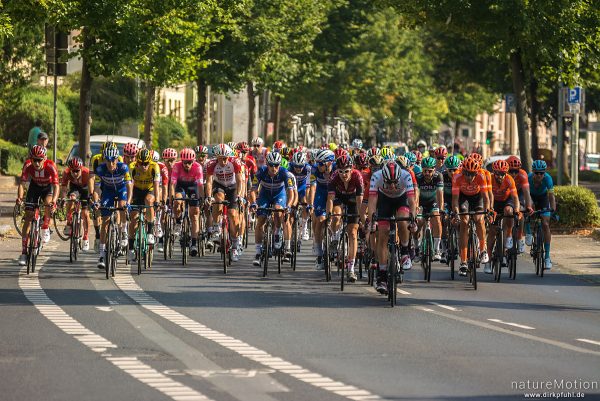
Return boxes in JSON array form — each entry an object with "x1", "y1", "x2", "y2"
[
  {"x1": 153, "y1": 116, "x2": 187, "y2": 151},
  {"x1": 0, "y1": 138, "x2": 27, "y2": 176},
  {"x1": 2, "y1": 87, "x2": 74, "y2": 152},
  {"x1": 579, "y1": 170, "x2": 600, "y2": 183},
  {"x1": 554, "y1": 186, "x2": 600, "y2": 228}
]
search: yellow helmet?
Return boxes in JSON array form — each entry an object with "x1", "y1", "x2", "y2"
[
  {"x1": 328, "y1": 143, "x2": 338, "y2": 151},
  {"x1": 136, "y1": 148, "x2": 152, "y2": 163},
  {"x1": 101, "y1": 141, "x2": 117, "y2": 153}
]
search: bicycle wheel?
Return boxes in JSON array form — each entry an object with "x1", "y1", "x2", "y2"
[
  {"x1": 110, "y1": 225, "x2": 118, "y2": 278},
  {"x1": 262, "y1": 219, "x2": 271, "y2": 277},
  {"x1": 493, "y1": 229, "x2": 502, "y2": 283},
  {"x1": 277, "y1": 232, "x2": 282, "y2": 274},
  {"x1": 181, "y1": 216, "x2": 189, "y2": 266},
  {"x1": 105, "y1": 222, "x2": 113, "y2": 279},
  {"x1": 323, "y1": 224, "x2": 331, "y2": 281},
  {"x1": 291, "y1": 216, "x2": 298, "y2": 271},
  {"x1": 53, "y1": 204, "x2": 69, "y2": 241},
  {"x1": 222, "y1": 222, "x2": 228, "y2": 274},
  {"x1": 449, "y1": 226, "x2": 456, "y2": 280},
  {"x1": 388, "y1": 244, "x2": 397, "y2": 307},
  {"x1": 163, "y1": 217, "x2": 171, "y2": 260},
  {"x1": 137, "y1": 223, "x2": 144, "y2": 275},
  {"x1": 538, "y1": 225, "x2": 545, "y2": 278},
  {"x1": 146, "y1": 242, "x2": 153, "y2": 270},
  {"x1": 467, "y1": 227, "x2": 477, "y2": 290},
  {"x1": 340, "y1": 232, "x2": 347, "y2": 291},
  {"x1": 27, "y1": 219, "x2": 38, "y2": 275},
  {"x1": 427, "y1": 231, "x2": 433, "y2": 282}
]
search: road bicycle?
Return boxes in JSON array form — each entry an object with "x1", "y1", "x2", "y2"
[
  {"x1": 490, "y1": 212, "x2": 505, "y2": 283},
  {"x1": 23, "y1": 201, "x2": 44, "y2": 275},
  {"x1": 128, "y1": 204, "x2": 154, "y2": 275},
  {"x1": 173, "y1": 196, "x2": 195, "y2": 266},
  {"x1": 528, "y1": 209, "x2": 553, "y2": 278},
  {"x1": 257, "y1": 207, "x2": 286, "y2": 277},
  {"x1": 418, "y1": 212, "x2": 435, "y2": 283},
  {"x1": 162, "y1": 203, "x2": 176, "y2": 260},
  {"x1": 442, "y1": 211, "x2": 459, "y2": 280},
  {"x1": 61, "y1": 198, "x2": 84, "y2": 263},
  {"x1": 328, "y1": 208, "x2": 359, "y2": 291},
  {"x1": 212, "y1": 200, "x2": 232, "y2": 274},
  {"x1": 506, "y1": 214, "x2": 520, "y2": 280},
  {"x1": 98, "y1": 200, "x2": 126, "y2": 280},
  {"x1": 456, "y1": 210, "x2": 489, "y2": 290}
]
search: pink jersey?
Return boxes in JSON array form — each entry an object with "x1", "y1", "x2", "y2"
[
  {"x1": 206, "y1": 157, "x2": 242, "y2": 187},
  {"x1": 170, "y1": 161, "x2": 203, "y2": 185}
]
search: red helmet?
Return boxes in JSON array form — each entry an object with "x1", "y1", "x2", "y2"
[
  {"x1": 123, "y1": 142, "x2": 138, "y2": 157},
  {"x1": 334, "y1": 148, "x2": 348, "y2": 160},
  {"x1": 273, "y1": 140, "x2": 285, "y2": 150},
  {"x1": 180, "y1": 148, "x2": 196, "y2": 161},
  {"x1": 162, "y1": 148, "x2": 177, "y2": 160},
  {"x1": 354, "y1": 152, "x2": 369, "y2": 168},
  {"x1": 68, "y1": 157, "x2": 83, "y2": 170},
  {"x1": 236, "y1": 141, "x2": 250, "y2": 153},
  {"x1": 506, "y1": 156, "x2": 521, "y2": 170},
  {"x1": 30, "y1": 145, "x2": 47, "y2": 159},
  {"x1": 336, "y1": 154, "x2": 353, "y2": 169},
  {"x1": 462, "y1": 158, "x2": 480, "y2": 173},
  {"x1": 469, "y1": 153, "x2": 483, "y2": 163},
  {"x1": 295, "y1": 145, "x2": 305, "y2": 154},
  {"x1": 434, "y1": 147, "x2": 448, "y2": 159},
  {"x1": 492, "y1": 159, "x2": 509, "y2": 173},
  {"x1": 413, "y1": 150, "x2": 422, "y2": 162}
]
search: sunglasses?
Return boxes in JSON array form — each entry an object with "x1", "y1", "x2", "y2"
[
  {"x1": 71, "y1": 169, "x2": 81, "y2": 173},
  {"x1": 423, "y1": 169, "x2": 434, "y2": 173},
  {"x1": 494, "y1": 172, "x2": 506, "y2": 177},
  {"x1": 253, "y1": 145, "x2": 260, "y2": 147},
  {"x1": 165, "y1": 159, "x2": 176, "y2": 162},
  {"x1": 317, "y1": 162, "x2": 329, "y2": 167},
  {"x1": 340, "y1": 169, "x2": 352, "y2": 174},
  {"x1": 509, "y1": 169, "x2": 519, "y2": 174},
  {"x1": 464, "y1": 171, "x2": 476, "y2": 177},
  {"x1": 447, "y1": 169, "x2": 457, "y2": 173},
  {"x1": 183, "y1": 161, "x2": 193, "y2": 165},
  {"x1": 32, "y1": 158, "x2": 44, "y2": 163},
  {"x1": 268, "y1": 162, "x2": 280, "y2": 167},
  {"x1": 140, "y1": 162, "x2": 150, "y2": 166},
  {"x1": 534, "y1": 172, "x2": 545, "y2": 175},
  {"x1": 437, "y1": 157, "x2": 445, "y2": 160}
]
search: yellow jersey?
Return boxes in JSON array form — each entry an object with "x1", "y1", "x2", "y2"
[{"x1": 129, "y1": 161, "x2": 160, "y2": 191}]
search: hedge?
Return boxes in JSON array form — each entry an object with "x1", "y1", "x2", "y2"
[
  {"x1": 554, "y1": 186, "x2": 600, "y2": 228},
  {"x1": 548, "y1": 168, "x2": 600, "y2": 184},
  {"x1": 0, "y1": 138, "x2": 28, "y2": 176}
]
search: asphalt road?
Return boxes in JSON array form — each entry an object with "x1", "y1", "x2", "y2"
[{"x1": 0, "y1": 234, "x2": 599, "y2": 401}]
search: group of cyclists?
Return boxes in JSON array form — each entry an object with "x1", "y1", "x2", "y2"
[{"x1": 16, "y1": 136, "x2": 557, "y2": 295}]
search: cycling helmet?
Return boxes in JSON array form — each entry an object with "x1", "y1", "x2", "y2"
[
  {"x1": 136, "y1": 148, "x2": 152, "y2": 163},
  {"x1": 266, "y1": 151, "x2": 282, "y2": 165},
  {"x1": 532, "y1": 159, "x2": 547, "y2": 172},
  {"x1": 404, "y1": 152, "x2": 417, "y2": 165},
  {"x1": 492, "y1": 159, "x2": 509, "y2": 173},
  {"x1": 444, "y1": 155, "x2": 461, "y2": 170},
  {"x1": 227, "y1": 141, "x2": 236, "y2": 150},
  {"x1": 369, "y1": 154, "x2": 383, "y2": 167},
  {"x1": 103, "y1": 146, "x2": 120, "y2": 161},
  {"x1": 282, "y1": 147, "x2": 294, "y2": 159},
  {"x1": 236, "y1": 141, "x2": 250, "y2": 153},
  {"x1": 434, "y1": 146, "x2": 448, "y2": 159},
  {"x1": 336, "y1": 154, "x2": 353, "y2": 169},
  {"x1": 382, "y1": 161, "x2": 402, "y2": 182},
  {"x1": 315, "y1": 149, "x2": 335, "y2": 163},
  {"x1": 100, "y1": 141, "x2": 117, "y2": 154},
  {"x1": 469, "y1": 153, "x2": 483, "y2": 163},
  {"x1": 213, "y1": 144, "x2": 234, "y2": 157},
  {"x1": 310, "y1": 149, "x2": 320, "y2": 162},
  {"x1": 416, "y1": 139, "x2": 427, "y2": 148},
  {"x1": 368, "y1": 146, "x2": 380, "y2": 157},
  {"x1": 380, "y1": 147, "x2": 395, "y2": 160},
  {"x1": 68, "y1": 157, "x2": 83, "y2": 170},
  {"x1": 30, "y1": 145, "x2": 47, "y2": 159},
  {"x1": 295, "y1": 145, "x2": 305, "y2": 154},
  {"x1": 273, "y1": 140, "x2": 285, "y2": 151},
  {"x1": 123, "y1": 142, "x2": 138, "y2": 157},
  {"x1": 251, "y1": 137, "x2": 264, "y2": 146},
  {"x1": 180, "y1": 148, "x2": 196, "y2": 161},
  {"x1": 195, "y1": 145, "x2": 208, "y2": 155},
  {"x1": 334, "y1": 148, "x2": 348, "y2": 160},
  {"x1": 506, "y1": 156, "x2": 522, "y2": 170},
  {"x1": 151, "y1": 150, "x2": 160, "y2": 162},
  {"x1": 354, "y1": 152, "x2": 369, "y2": 168},
  {"x1": 162, "y1": 148, "x2": 177, "y2": 160},
  {"x1": 291, "y1": 151, "x2": 307, "y2": 166},
  {"x1": 328, "y1": 142, "x2": 338, "y2": 151},
  {"x1": 462, "y1": 157, "x2": 480, "y2": 173},
  {"x1": 396, "y1": 155, "x2": 409, "y2": 169},
  {"x1": 339, "y1": 143, "x2": 349, "y2": 150},
  {"x1": 351, "y1": 138, "x2": 363, "y2": 149},
  {"x1": 422, "y1": 156, "x2": 436, "y2": 169},
  {"x1": 413, "y1": 150, "x2": 423, "y2": 163}
]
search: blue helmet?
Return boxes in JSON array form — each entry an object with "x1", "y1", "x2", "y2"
[{"x1": 532, "y1": 159, "x2": 547, "y2": 172}]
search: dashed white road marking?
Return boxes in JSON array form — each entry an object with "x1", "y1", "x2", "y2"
[
  {"x1": 96, "y1": 306, "x2": 114, "y2": 312},
  {"x1": 577, "y1": 338, "x2": 600, "y2": 347},
  {"x1": 18, "y1": 268, "x2": 212, "y2": 401},
  {"x1": 113, "y1": 274, "x2": 382, "y2": 401},
  {"x1": 487, "y1": 319, "x2": 535, "y2": 330},
  {"x1": 430, "y1": 302, "x2": 461, "y2": 311},
  {"x1": 397, "y1": 289, "x2": 411, "y2": 295}
]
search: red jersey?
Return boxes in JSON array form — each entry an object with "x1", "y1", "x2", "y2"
[
  {"x1": 21, "y1": 159, "x2": 59, "y2": 187},
  {"x1": 327, "y1": 170, "x2": 364, "y2": 197},
  {"x1": 452, "y1": 171, "x2": 489, "y2": 197},
  {"x1": 157, "y1": 161, "x2": 169, "y2": 186},
  {"x1": 243, "y1": 155, "x2": 258, "y2": 177},
  {"x1": 359, "y1": 167, "x2": 371, "y2": 198},
  {"x1": 491, "y1": 174, "x2": 517, "y2": 202},
  {"x1": 206, "y1": 157, "x2": 243, "y2": 187},
  {"x1": 512, "y1": 169, "x2": 529, "y2": 192},
  {"x1": 61, "y1": 166, "x2": 91, "y2": 187},
  {"x1": 409, "y1": 168, "x2": 417, "y2": 186}
]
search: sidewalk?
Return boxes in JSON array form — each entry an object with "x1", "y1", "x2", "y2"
[{"x1": 552, "y1": 234, "x2": 600, "y2": 283}]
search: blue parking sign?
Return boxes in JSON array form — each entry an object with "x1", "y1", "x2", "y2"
[{"x1": 568, "y1": 87, "x2": 581, "y2": 104}]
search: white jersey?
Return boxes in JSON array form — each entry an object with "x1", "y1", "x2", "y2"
[
  {"x1": 206, "y1": 157, "x2": 242, "y2": 188},
  {"x1": 369, "y1": 169, "x2": 415, "y2": 198},
  {"x1": 251, "y1": 148, "x2": 268, "y2": 167}
]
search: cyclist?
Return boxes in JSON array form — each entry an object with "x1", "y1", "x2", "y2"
[
  {"x1": 93, "y1": 146, "x2": 132, "y2": 269},
  {"x1": 440, "y1": 155, "x2": 461, "y2": 263},
  {"x1": 251, "y1": 151, "x2": 295, "y2": 266},
  {"x1": 152, "y1": 150, "x2": 169, "y2": 238},
  {"x1": 326, "y1": 154, "x2": 363, "y2": 282},
  {"x1": 309, "y1": 149, "x2": 336, "y2": 270},
  {"x1": 236, "y1": 142, "x2": 258, "y2": 253},
  {"x1": 59, "y1": 157, "x2": 92, "y2": 251},
  {"x1": 289, "y1": 151, "x2": 312, "y2": 242},
  {"x1": 351, "y1": 138, "x2": 363, "y2": 155},
  {"x1": 205, "y1": 144, "x2": 244, "y2": 261},
  {"x1": 434, "y1": 146, "x2": 448, "y2": 173},
  {"x1": 251, "y1": 137, "x2": 268, "y2": 168},
  {"x1": 157, "y1": 147, "x2": 178, "y2": 252},
  {"x1": 469, "y1": 152, "x2": 493, "y2": 206},
  {"x1": 413, "y1": 150, "x2": 423, "y2": 167},
  {"x1": 368, "y1": 161, "x2": 416, "y2": 294},
  {"x1": 484, "y1": 159, "x2": 520, "y2": 274},
  {"x1": 123, "y1": 142, "x2": 138, "y2": 165},
  {"x1": 416, "y1": 140, "x2": 428, "y2": 158},
  {"x1": 451, "y1": 157, "x2": 490, "y2": 276},
  {"x1": 414, "y1": 157, "x2": 444, "y2": 261},
  {"x1": 126, "y1": 149, "x2": 161, "y2": 261},
  {"x1": 527, "y1": 159, "x2": 556, "y2": 270},
  {"x1": 507, "y1": 156, "x2": 533, "y2": 253},
  {"x1": 16, "y1": 146, "x2": 60, "y2": 266}
]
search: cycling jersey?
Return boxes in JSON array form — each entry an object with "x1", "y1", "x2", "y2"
[
  {"x1": 528, "y1": 172, "x2": 553, "y2": 196},
  {"x1": 251, "y1": 148, "x2": 268, "y2": 167},
  {"x1": 327, "y1": 170, "x2": 364, "y2": 198},
  {"x1": 253, "y1": 165, "x2": 295, "y2": 216},
  {"x1": 491, "y1": 174, "x2": 517, "y2": 202},
  {"x1": 157, "y1": 161, "x2": 169, "y2": 187},
  {"x1": 512, "y1": 169, "x2": 529, "y2": 192},
  {"x1": 130, "y1": 161, "x2": 161, "y2": 191},
  {"x1": 310, "y1": 165, "x2": 335, "y2": 191},
  {"x1": 21, "y1": 159, "x2": 59, "y2": 187},
  {"x1": 170, "y1": 161, "x2": 203, "y2": 187},
  {"x1": 61, "y1": 167, "x2": 91, "y2": 188},
  {"x1": 416, "y1": 171, "x2": 443, "y2": 204},
  {"x1": 451, "y1": 171, "x2": 489, "y2": 197},
  {"x1": 288, "y1": 163, "x2": 311, "y2": 195},
  {"x1": 481, "y1": 169, "x2": 493, "y2": 193},
  {"x1": 242, "y1": 155, "x2": 258, "y2": 178},
  {"x1": 369, "y1": 169, "x2": 415, "y2": 199},
  {"x1": 206, "y1": 158, "x2": 242, "y2": 188},
  {"x1": 442, "y1": 170, "x2": 453, "y2": 202},
  {"x1": 95, "y1": 162, "x2": 131, "y2": 192},
  {"x1": 359, "y1": 167, "x2": 372, "y2": 203}
]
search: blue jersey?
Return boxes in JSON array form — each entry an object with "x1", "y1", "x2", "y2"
[
  {"x1": 287, "y1": 164, "x2": 311, "y2": 192},
  {"x1": 528, "y1": 172, "x2": 554, "y2": 197},
  {"x1": 95, "y1": 162, "x2": 131, "y2": 192},
  {"x1": 252, "y1": 165, "x2": 295, "y2": 195},
  {"x1": 310, "y1": 164, "x2": 336, "y2": 192}
]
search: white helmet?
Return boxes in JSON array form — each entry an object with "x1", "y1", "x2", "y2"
[
  {"x1": 266, "y1": 151, "x2": 282, "y2": 165},
  {"x1": 351, "y1": 138, "x2": 363, "y2": 149},
  {"x1": 382, "y1": 161, "x2": 402, "y2": 182},
  {"x1": 416, "y1": 139, "x2": 427, "y2": 148},
  {"x1": 213, "y1": 143, "x2": 234, "y2": 157},
  {"x1": 251, "y1": 137, "x2": 264, "y2": 146},
  {"x1": 152, "y1": 150, "x2": 160, "y2": 162},
  {"x1": 291, "y1": 151, "x2": 307, "y2": 166},
  {"x1": 315, "y1": 149, "x2": 335, "y2": 163}
]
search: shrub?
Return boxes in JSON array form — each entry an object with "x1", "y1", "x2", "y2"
[
  {"x1": 578, "y1": 169, "x2": 600, "y2": 183},
  {"x1": 154, "y1": 116, "x2": 187, "y2": 150},
  {"x1": 0, "y1": 138, "x2": 28, "y2": 176},
  {"x1": 554, "y1": 186, "x2": 600, "y2": 228}
]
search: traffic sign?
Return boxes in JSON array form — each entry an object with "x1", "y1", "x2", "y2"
[
  {"x1": 505, "y1": 94, "x2": 516, "y2": 113},
  {"x1": 568, "y1": 87, "x2": 582, "y2": 104}
]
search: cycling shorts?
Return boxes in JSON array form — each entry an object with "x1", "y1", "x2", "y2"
[
  {"x1": 493, "y1": 198, "x2": 515, "y2": 214},
  {"x1": 420, "y1": 200, "x2": 439, "y2": 215},
  {"x1": 257, "y1": 189, "x2": 286, "y2": 217},
  {"x1": 333, "y1": 197, "x2": 359, "y2": 224},
  {"x1": 531, "y1": 193, "x2": 551, "y2": 217},
  {"x1": 213, "y1": 181, "x2": 238, "y2": 208},
  {"x1": 25, "y1": 182, "x2": 53, "y2": 211},
  {"x1": 100, "y1": 186, "x2": 128, "y2": 217},
  {"x1": 313, "y1": 188, "x2": 328, "y2": 218},
  {"x1": 132, "y1": 187, "x2": 153, "y2": 207},
  {"x1": 458, "y1": 193, "x2": 484, "y2": 213},
  {"x1": 67, "y1": 184, "x2": 89, "y2": 208},
  {"x1": 175, "y1": 181, "x2": 199, "y2": 206},
  {"x1": 376, "y1": 192, "x2": 409, "y2": 220}
]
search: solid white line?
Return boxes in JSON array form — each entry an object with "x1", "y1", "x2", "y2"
[
  {"x1": 577, "y1": 338, "x2": 600, "y2": 347},
  {"x1": 487, "y1": 319, "x2": 535, "y2": 330},
  {"x1": 114, "y1": 274, "x2": 382, "y2": 401},
  {"x1": 430, "y1": 302, "x2": 460, "y2": 311}
]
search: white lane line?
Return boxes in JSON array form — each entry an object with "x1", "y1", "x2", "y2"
[
  {"x1": 577, "y1": 338, "x2": 600, "y2": 347},
  {"x1": 18, "y1": 269, "x2": 212, "y2": 401},
  {"x1": 429, "y1": 302, "x2": 461, "y2": 312},
  {"x1": 397, "y1": 289, "x2": 411, "y2": 295},
  {"x1": 113, "y1": 274, "x2": 382, "y2": 401},
  {"x1": 487, "y1": 319, "x2": 535, "y2": 330}
]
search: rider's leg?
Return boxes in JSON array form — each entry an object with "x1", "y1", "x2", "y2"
[
  {"x1": 432, "y1": 212, "x2": 442, "y2": 254},
  {"x1": 542, "y1": 215, "x2": 551, "y2": 259}
]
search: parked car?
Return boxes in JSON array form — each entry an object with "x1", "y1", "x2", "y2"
[
  {"x1": 584, "y1": 153, "x2": 600, "y2": 170},
  {"x1": 61, "y1": 135, "x2": 146, "y2": 166},
  {"x1": 483, "y1": 155, "x2": 511, "y2": 172}
]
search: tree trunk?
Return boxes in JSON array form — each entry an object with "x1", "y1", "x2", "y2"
[
  {"x1": 274, "y1": 96, "x2": 281, "y2": 142},
  {"x1": 77, "y1": 31, "x2": 93, "y2": 165},
  {"x1": 529, "y1": 77, "x2": 540, "y2": 160},
  {"x1": 454, "y1": 120, "x2": 461, "y2": 148},
  {"x1": 196, "y1": 77, "x2": 206, "y2": 145},
  {"x1": 247, "y1": 81, "x2": 255, "y2": 143},
  {"x1": 510, "y1": 49, "x2": 532, "y2": 171},
  {"x1": 144, "y1": 83, "x2": 156, "y2": 147}
]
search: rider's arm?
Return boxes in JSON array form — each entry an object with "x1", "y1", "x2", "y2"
[
  {"x1": 326, "y1": 193, "x2": 334, "y2": 215},
  {"x1": 436, "y1": 187, "x2": 443, "y2": 209},
  {"x1": 205, "y1": 174, "x2": 213, "y2": 198},
  {"x1": 549, "y1": 191, "x2": 556, "y2": 211},
  {"x1": 126, "y1": 181, "x2": 133, "y2": 204},
  {"x1": 235, "y1": 171, "x2": 243, "y2": 198}
]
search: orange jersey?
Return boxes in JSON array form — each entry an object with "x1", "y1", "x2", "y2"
[
  {"x1": 491, "y1": 174, "x2": 517, "y2": 202},
  {"x1": 512, "y1": 168, "x2": 529, "y2": 192},
  {"x1": 482, "y1": 169, "x2": 492, "y2": 193},
  {"x1": 452, "y1": 171, "x2": 489, "y2": 197}
]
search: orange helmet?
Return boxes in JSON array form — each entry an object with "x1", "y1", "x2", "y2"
[
  {"x1": 492, "y1": 159, "x2": 509, "y2": 173},
  {"x1": 506, "y1": 155, "x2": 521, "y2": 170},
  {"x1": 469, "y1": 153, "x2": 483, "y2": 163},
  {"x1": 462, "y1": 157, "x2": 480, "y2": 173}
]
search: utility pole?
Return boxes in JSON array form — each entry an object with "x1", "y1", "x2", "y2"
[
  {"x1": 567, "y1": 86, "x2": 583, "y2": 186},
  {"x1": 557, "y1": 84, "x2": 564, "y2": 185}
]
